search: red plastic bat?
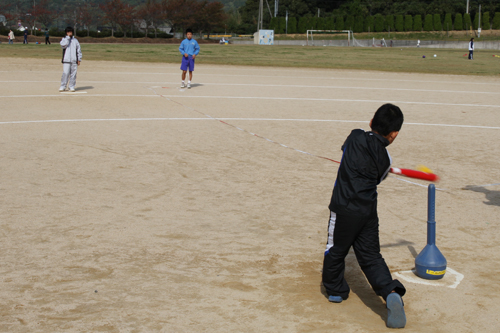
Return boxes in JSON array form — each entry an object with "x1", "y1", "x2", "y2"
[{"x1": 390, "y1": 167, "x2": 439, "y2": 182}]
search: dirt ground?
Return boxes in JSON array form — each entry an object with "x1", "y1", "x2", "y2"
[{"x1": 0, "y1": 58, "x2": 499, "y2": 332}]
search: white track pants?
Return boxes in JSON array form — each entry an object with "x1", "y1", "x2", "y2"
[{"x1": 60, "y1": 63, "x2": 78, "y2": 90}]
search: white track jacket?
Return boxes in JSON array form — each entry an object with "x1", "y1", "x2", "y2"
[{"x1": 60, "y1": 36, "x2": 82, "y2": 63}]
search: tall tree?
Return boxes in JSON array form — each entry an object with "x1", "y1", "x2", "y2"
[
  {"x1": 79, "y1": 2, "x2": 98, "y2": 36},
  {"x1": 137, "y1": 0, "x2": 166, "y2": 38},
  {"x1": 195, "y1": 1, "x2": 227, "y2": 37},
  {"x1": 100, "y1": 0, "x2": 126, "y2": 37},
  {"x1": 116, "y1": 3, "x2": 136, "y2": 37},
  {"x1": 165, "y1": 0, "x2": 199, "y2": 36},
  {"x1": 35, "y1": 0, "x2": 56, "y2": 29}
]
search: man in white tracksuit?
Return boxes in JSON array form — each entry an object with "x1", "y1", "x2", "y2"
[{"x1": 60, "y1": 26, "x2": 82, "y2": 92}]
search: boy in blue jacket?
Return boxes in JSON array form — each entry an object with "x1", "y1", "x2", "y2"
[{"x1": 179, "y1": 28, "x2": 200, "y2": 89}]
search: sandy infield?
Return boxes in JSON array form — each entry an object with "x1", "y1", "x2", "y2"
[{"x1": 1, "y1": 58, "x2": 499, "y2": 332}]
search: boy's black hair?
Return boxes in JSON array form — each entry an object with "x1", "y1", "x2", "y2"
[
  {"x1": 65, "y1": 26, "x2": 74, "y2": 34},
  {"x1": 186, "y1": 28, "x2": 193, "y2": 34},
  {"x1": 370, "y1": 103, "x2": 404, "y2": 136}
]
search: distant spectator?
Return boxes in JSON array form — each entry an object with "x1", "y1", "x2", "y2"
[
  {"x1": 23, "y1": 30, "x2": 28, "y2": 44},
  {"x1": 417, "y1": 39, "x2": 420, "y2": 47},
  {"x1": 45, "y1": 28, "x2": 51, "y2": 45},
  {"x1": 468, "y1": 38, "x2": 474, "y2": 60},
  {"x1": 8, "y1": 30, "x2": 15, "y2": 44}
]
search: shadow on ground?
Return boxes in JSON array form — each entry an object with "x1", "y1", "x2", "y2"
[
  {"x1": 76, "y1": 86, "x2": 94, "y2": 91},
  {"x1": 463, "y1": 185, "x2": 500, "y2": 206}
]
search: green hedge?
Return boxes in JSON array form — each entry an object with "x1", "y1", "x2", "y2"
[
  {"x1": 482, "y1": 12, "x2": 490, "y2": 29},
  {"x1": 288, "y1": 17, "x2": 297, "y2": 33},
  {"x1": 404, "y1": 15, "x2": 413, "y2": 31},
  {"x1": 454, "y1": 13, "x2": 463, "y2": 30},
  {"x1": 395, "y1": 15, "x2": 404, "y2": 31},
  {"x1": 297, "y1": 17, "x2": 308, "y2": 33},
  {"x1": 433, "y1": 14, "x2": 442, "y2": 31},
  {"x1": 443, "y1": 13, "x2": 452, "y2": 31},
  {"x1": 413, "y1": 15, "x2": 422, "y2": 31},
  {"x1": 345, "y1": 15, "x2": 354, "y2": 30},
  {"x1": 464, "y1": 13, "x2": 471, "y2": 30},
  {"x1": 353, "y1": 15, "x2": 364, "y2": 33},
  {"x1": 263, "y1": 12, "x2": 500, "y2": 34},
  {"x1": 492, "y1": 12, "x2": 500, "y2": 29},
  {"x1": 473, "y1": 13, "x2": 479, "y2": 29},
  {"x1": 325, "y1": 16, "x2": 335, "y2": 30},
  {"x1": 374, "y1": 14, "x2": 384, "y2": 32},
  {"x1": 365, "y1": 15, "x2": 374, "y2": 32},
  {"x1": 386, "y1": 15, "x2": 395, "y2": 31},
  {"x1": 336, "y1": 16, "x2": 344, "y2": 30},
  {"x1": 424, "y1": 14, "x2": 433, "y2": 31}
]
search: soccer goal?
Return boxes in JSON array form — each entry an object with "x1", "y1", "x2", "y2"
[{"x1": 306, "y1": 30, "x2": 352, "y2": 46}]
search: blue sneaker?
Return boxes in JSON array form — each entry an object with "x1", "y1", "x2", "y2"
[
  {"x1": 386, "y1": 293, "x2": 406, "y2": 328},
  {"x1": 328, "y1": 295, "x2": 343, "y2": 303}
]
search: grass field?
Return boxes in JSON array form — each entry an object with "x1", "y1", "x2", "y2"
[{"x1": 1, "y1": 43, "x2": 499, "y2": 76}]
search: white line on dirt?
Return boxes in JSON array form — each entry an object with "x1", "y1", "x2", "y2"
[
  {"x1": 1, "y1": 80, "x2": 498, "y2": 95},
  {"x1": 1, "y1": 93, "x2": 500, "y2": 110},
  {"x1": 0, "y1": 117, "x2": 499, "y2": 129},
  {"x1": 1, "y1": 70, "x2": 499, "y2": 85}
]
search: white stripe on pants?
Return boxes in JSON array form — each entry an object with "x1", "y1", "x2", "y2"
[
  {"x1": 61, "y1": 63, "x2": 78, "y2": 89},
  {"x1": 325, "y1": 211, "x2": 337, "y2": 253}
]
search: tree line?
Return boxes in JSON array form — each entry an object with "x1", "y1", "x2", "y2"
[
  {"x1": 0, "y1": 0, "x2": 227, "y2": 38},
  {"x1": 234, "y1": 0, "x2": 500, "y2": 34},
  {"x1": 268, "y1": 12, "x2": 500, "y2": 35}
]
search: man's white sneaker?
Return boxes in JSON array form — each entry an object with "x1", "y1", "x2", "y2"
[
  {"x1": 181, "y1": 82, "x2": 185, "y2": 88},
  {"x1": 69, "y1": 88, "x2": 75, "y2": 92},
  {"x1": 187, "y1": 82, "x2": 191, "y2": 89},
  {"x1": 59, "y1": 88, "x2": 65, "y2": 92}
]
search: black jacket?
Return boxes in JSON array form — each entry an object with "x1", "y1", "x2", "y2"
[{"x1": 329, "y1": 129, "x2": 391, "y2": 217}]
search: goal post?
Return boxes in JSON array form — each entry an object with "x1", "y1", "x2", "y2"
[{"x1": 306, "y1": 30, "x2": 352, "y2": 46}]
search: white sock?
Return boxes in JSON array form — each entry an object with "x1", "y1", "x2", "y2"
[{"x1": 188, "y1": 80, "x2": 191, "y2": 83}]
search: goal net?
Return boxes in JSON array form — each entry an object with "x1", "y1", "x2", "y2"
[{"x1": 306, "y1": 30, "x2": 352, "y2": 46}]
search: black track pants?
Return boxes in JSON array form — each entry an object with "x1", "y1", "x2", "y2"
[{"x1": 322, "y1": 211, "x2": 405, "y2": 301}]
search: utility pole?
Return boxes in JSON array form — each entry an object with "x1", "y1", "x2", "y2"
[
  {"x1": 274, "y1": 0, "x2": 278, "y2": 17},
  {"x1": 466, "y1": 0, "x2": 469, "y2": 14},
  {"x1": 257, "y1": 0, "x2": 263, "y2": 30},
  {"x1": 318, "y1": 8, "x2": 320, "y2": 18}
]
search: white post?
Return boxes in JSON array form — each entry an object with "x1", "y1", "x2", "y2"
[
  {"x1": 478, "y1": 4, "x2": 481, "y2": 37},
  {"x1": 466, "y1": 0, "x2": 469, "y2": 14},
  {"x1": 286, "y1": 10, "x2": 288, "y2": 34}
]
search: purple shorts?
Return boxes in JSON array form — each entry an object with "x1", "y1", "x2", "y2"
[{"x1": 180, "y1": 56, "x2": 195, "y2": 71}]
